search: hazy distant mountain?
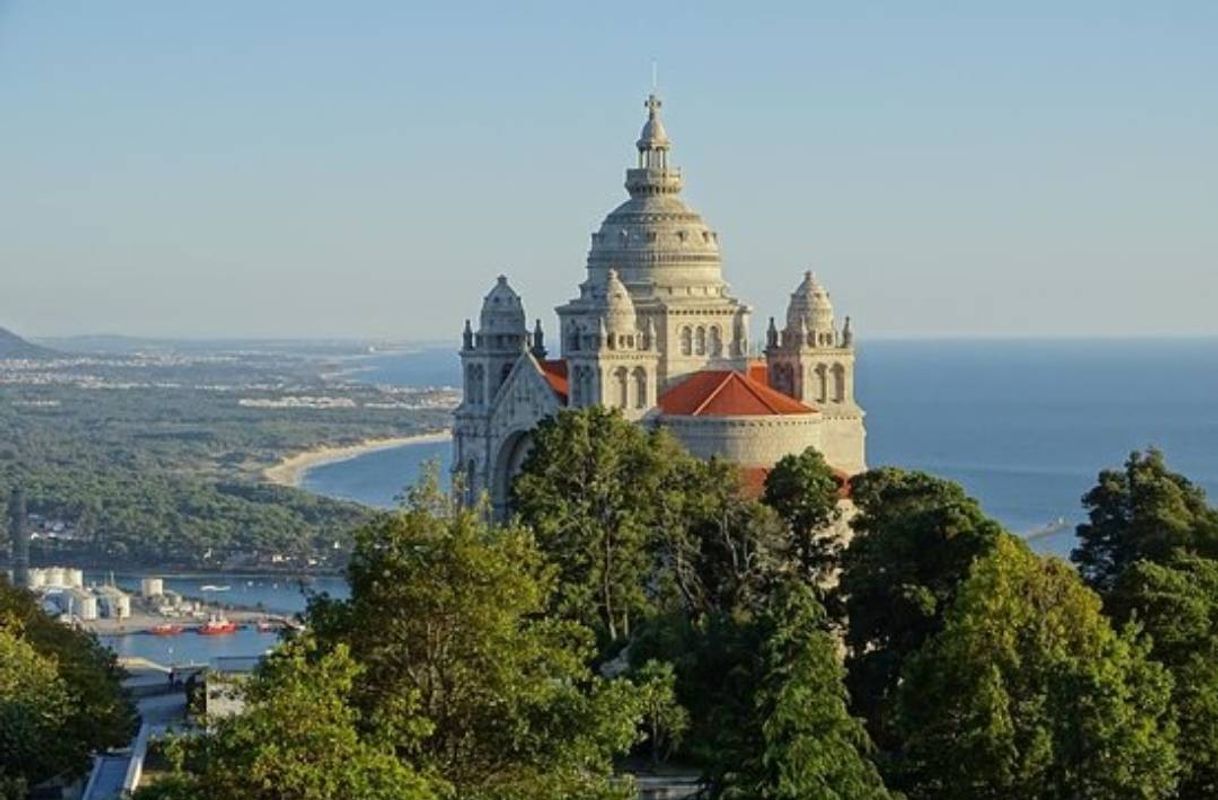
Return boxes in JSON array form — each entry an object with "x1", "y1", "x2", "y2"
[{"x1": 0, "y1": 327, "x2": 60, "y2": 359}]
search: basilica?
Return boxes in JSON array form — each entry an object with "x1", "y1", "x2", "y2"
[{"x1": 453, "y1": 93, "x2": 865, "y2": 515}]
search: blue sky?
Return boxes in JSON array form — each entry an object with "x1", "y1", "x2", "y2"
[{"x1": 1, "y1": 2, "x2": 1215, "y2": 339}]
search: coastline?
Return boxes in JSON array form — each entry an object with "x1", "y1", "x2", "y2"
[{"x1": 263, "y1": 430, "x2": 451, "y2": 488}]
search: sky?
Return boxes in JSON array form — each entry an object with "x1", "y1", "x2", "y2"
[{"x1": 1, "y1": 2, "x2": 1216, "y2": 340}]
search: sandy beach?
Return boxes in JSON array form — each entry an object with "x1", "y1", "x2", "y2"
[{"x1": 263, "y1": 431, "x2": 451, "y2": 488}]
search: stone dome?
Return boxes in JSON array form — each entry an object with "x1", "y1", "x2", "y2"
[
  {"x1": 479, "y1": 275, "x2": 526, "y2": 334},
  {"x1": 585, "y1": 94, "x2": 725, "y2": 293},
  {"x1": 785, "y1": 271, "x2": 835, "y2": 340}
]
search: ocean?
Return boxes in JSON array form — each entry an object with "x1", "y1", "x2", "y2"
[
  {"x1": 106, "y1": 339, "x2": 1218, "y2": 664},
  {"x1": 308, "y1": 339, "x2": 1218, "y2": 558}
]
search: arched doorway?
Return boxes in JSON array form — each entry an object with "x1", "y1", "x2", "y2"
[{"x1": 491, "y1": 429, "x2": 534, "y2": 518}]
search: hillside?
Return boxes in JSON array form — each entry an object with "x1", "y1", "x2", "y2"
[{"x1": 0, "y1": 326, "x2": 59, "y2": 359}]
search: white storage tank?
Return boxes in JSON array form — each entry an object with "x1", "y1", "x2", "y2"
[
  {"x1": 65, "y1": 568, "x2": 84, "y2": 589},
  {"x1": 70, "y1": 590, "x2": 98, "y2": 621},
  {"x1": 45, "y1": 566, "x2": 65, "y2": 587},
  {"x1": 26, "y1": 569, "x2": 46, "y2": 589},
  {"x1": 141, "y1": 577, "x2": 164, "y2": 598},
  {"x1": 97, "y1": 588, "x2": 131, "y2": 620}
]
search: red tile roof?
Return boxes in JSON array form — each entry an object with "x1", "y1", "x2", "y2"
[
  {"x1": 538, "y1": 359, "x2": 569, "y2": 403},
  {"x1": 657, "y1": 370, "x2": 815, "y2": 417}
]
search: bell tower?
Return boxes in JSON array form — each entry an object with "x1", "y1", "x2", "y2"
[
  {"x1": 454, "y1": 275, "x2": 531, "y2": 503},
  {"x1": 766, "y1": 271, "x2": 857, "y2": 408}
]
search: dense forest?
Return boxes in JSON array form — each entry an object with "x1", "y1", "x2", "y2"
[
  {"x1": 0, "y1": 381, "x2": 451, "y2": 569},
  {"x1": 132, "y1": 407, "x2": 1218, "y2": 799}
]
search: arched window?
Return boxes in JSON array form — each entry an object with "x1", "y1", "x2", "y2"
[
  {"x1": 633, "y1": 368, "x2": 647, "y2": 409},
  {"x1": 615, "y1": 367, "x2": 629, "y2": 408},
  {"x1": 833, "y1": 364, "x2": 846, "y2": 403},
  {"x1": 466, "y1": 365, "x2": 485, "y2": 405},
  {"x1": 771, "y1": 364, "x2": 795, "y2": 397},
  {"x1": 815, "y1": 364, "x2": 828, "y2": 404},
  {"x1": 695, "y1": 326, "x2": 706, "y2": 355},
  {"x1": 680, "y1": 326, "x2": 692, "y2": 356},
  {"x1": 709, "y1": 326, "x2": 722, "y2": 357},
  {"x1": 770, "y1": 365, "x2": 783, "y2": 393},
  {"x1": 575, "y1": 366, "x2": 593, "y2": 406},
  {"x1": 583, "y1": 368, "x2": 595, "y2": 405}
]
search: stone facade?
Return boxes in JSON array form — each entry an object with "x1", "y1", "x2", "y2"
[{"x1": 453, "y1": 93, "x2": 866, "y2": 515}]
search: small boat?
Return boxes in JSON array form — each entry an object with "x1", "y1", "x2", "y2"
[
  {"x1": 197, "y1": 615, "x2": 238, "y2": 635},
  {"x1": 255, "y1": 619, "x2": 277, "y2": 633},
  {"x1": 149, "y1": 623, "x2": 184, "y2": 636},
  {"x1": 199, "y1": 584, "x2": 231, "y2": 592}
]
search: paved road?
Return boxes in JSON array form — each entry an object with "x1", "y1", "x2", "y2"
[
  {"x1": 83, "y1": 662, "x2": 191, "y2": 799},
  {"x1": 84, "y1": 755, "x2": 130, "y2": 800}
]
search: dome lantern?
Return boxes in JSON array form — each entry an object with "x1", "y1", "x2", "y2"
[{"x1": 636, "y1": 93, "x2": 671, "y2": 169}]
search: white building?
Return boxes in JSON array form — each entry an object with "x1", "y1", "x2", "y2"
[
  {"x1": 454, "y1": 93, "x2": 865, "y2": 515},
  {"x1": 96, "y1": 587, "x2": 131, "y2": 620},
  {"x1": 66, "y1": 589, "x2": 98, "y2": 621}
]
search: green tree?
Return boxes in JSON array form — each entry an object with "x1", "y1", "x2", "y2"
[
  {"x1": 0, "y1": 622, "x2": 72, "y2": 800},
  {"x1": 1108, "y1": 553, "x2": 1218, "y2": 796},
  {"x1": 715, "y1": 582, "x2": 891, "y2": 800},
  {"x1": 629, "y1": 609, "x2": 767, "y2": 770},
  {"x1": 0, "y1": 578, "x2": 135, "y2": 791},
  {"x1": 762, "y1": 447, "x2": 843, "y2": 583},
  {"x1": 654, "y1": 456, "x2": 787, "y2": 620},
  {"x1": 1073, "y1": 449, "x2": 1218, "y2": 591},
  {"x1": 630, "y1": 660, "x2": 689, "y2": 766},
  {"x1": 308, "y1": 472, "x2": 641, "y2": 800},
  {"x1": 513, "y1": 407, "x2": 679, "y2": 643},
  {"x1": 134, "y1": 639, "x2": 436, "y2": 800},
  {"x1": 896, "y1": 536, "x2": 1179, "y2": 800},
  {"x1": 835, "y1": 468, "x2": 1003, "y2": 743}
]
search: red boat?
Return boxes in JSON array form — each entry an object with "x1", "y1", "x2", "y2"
[
  {"x1": 149, "y1": 623, "x2": 183, "y2": 636},
  {"x1": 197, "y1": 615, "x2": 238, "y2": 635}
]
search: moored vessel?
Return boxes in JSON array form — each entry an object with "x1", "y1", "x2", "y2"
[{"x1": 197, "y1": 614, "x2": 238, "y2": 635}]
